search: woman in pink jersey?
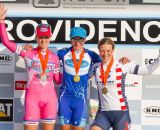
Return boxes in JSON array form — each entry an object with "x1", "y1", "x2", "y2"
[{"x1": 0, "y1": 4, "x2": 61, "y2": 130}]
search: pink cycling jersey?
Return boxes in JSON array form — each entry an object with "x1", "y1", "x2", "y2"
[{"x1": 0, "y1": 23, "x2": 61, "y2": 123}]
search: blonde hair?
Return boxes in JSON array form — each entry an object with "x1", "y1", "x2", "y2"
[{"x1": 98, "y1": 37, "x2": 115, "y2": 50}]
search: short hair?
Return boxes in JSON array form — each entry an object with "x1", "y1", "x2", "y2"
[{"x1": 98, "y1": 37, "x2": 115, "y2": 50}]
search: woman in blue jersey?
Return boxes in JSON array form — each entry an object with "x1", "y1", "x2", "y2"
[
  {"x1": 57, "y1": 27, "x2": 101, "y2": 130},
  {"x1": 91, "y1": 37, "x2": 160, "y2": 130}
]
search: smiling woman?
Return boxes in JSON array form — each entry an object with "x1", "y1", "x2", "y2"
[
  {"x1": 0, "y1": 3, "x2": 61, "y2": 130},
  {"x1": 90, "y1": 37, "x2": 160, "y2": 130}
]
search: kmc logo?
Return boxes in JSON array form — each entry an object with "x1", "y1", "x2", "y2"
[
  {"x1": 144, "y1": 106, "x2": 160, "y2": 115},
  {"x1": 0, "y1": 54, "x2": 13, "y2": 62}
]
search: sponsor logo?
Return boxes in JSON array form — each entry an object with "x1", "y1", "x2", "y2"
[
  {"x1": 30, "y1": 61, "x2": 54, "y2": 71},
  {"x1": 125, "y1": 82, "x2": 139, "y2": 87},
  {"x1": 0, "y1": 54, "x2": 12, "y2": 62},
  {"x1": 104, "y1": 0, "x2": 127, "y2": 4},
  {"x1": 33, "y1": 0, "x2": 60, "y2": 8},
  {"x1": 0, "y1": 99, "x2": 13, "y2": 122},
  {"x1": 15, "y1": 81, "x2": 27, "y2": 90},
  {"x1": 40, "y1": 27, "x2": 48, "y2": 32},
  {"x1": 144, "y1": 58, "x2": 156, "y2": 65},
  {"x1": 144, "y1": 106, "x2": 160, "y2": 115},
  {"x1": 31, "y1": 61, "x2": 41, "y2": 70},
  {"x1": 65, "y1": 59, "x2": 89, "y2": 68}
]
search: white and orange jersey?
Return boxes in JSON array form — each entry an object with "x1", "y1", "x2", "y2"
[{"x1": 92, "y1": 58, "x2": 160, "y2": 111}]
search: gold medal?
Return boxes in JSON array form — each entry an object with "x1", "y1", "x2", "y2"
[
  {"x1": 102, "y1": 87, "x2": 108, "y2": 94},
  {"x1": 71, "y1": 48, "x2": 84, "y2": 83},
  {"x1": 40, "y1": 74, "x2": 47, "y2": 82},
  {"x1": 73, "y1": 75, "x2": 80, "y2": 82}
]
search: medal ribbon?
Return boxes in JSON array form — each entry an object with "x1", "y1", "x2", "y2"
[
  {"x1": 100, "y1": 56, "x2": 114, "y2": 87},
  {"x1": 37, "y1": 47, "x2": 49, "y2": 75},
  {"x1": 71, "y1": 48, "x2": 84, "y2": 75}
]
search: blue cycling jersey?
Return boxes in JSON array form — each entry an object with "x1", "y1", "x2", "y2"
[{"x1": 58, "y1": 47, "x2": 101, "y2": 99}]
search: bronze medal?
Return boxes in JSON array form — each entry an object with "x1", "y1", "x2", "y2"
[
  {"x1": 102, "y1": 87, "x2": 108, "y2": 94},
  {"x1": 100, "y1": 57, "x2": 114, "y2": 95},
  {"x1": 73, "y1": 75, "x2": 80, "y2": 82}
]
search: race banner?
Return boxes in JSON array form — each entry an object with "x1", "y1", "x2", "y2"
[{"x1": 1, "y1": 17, "x2": 160, "y2": 44}]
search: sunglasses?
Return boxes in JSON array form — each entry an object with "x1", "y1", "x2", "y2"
[
  {"x1": 71, "y1": 38, "x2": 85, "y2": 43},
  {"x1": 37, "y1": 24, "x2": 51, "y2": 29}
]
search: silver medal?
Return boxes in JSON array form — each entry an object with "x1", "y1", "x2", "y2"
[{"x1": 40, "y1": 74, "x2": 47, "y2": 82}]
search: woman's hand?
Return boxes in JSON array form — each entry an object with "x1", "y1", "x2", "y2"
[
  {"x1": 0, "y1": 4, "x2": 7, "y2": 23},
  {"x1": 119, "y1": 57, "x2": 131, "y2": 65},
  {"x1": 22, "y1": 43, "x2": 34, "y2": 51}
]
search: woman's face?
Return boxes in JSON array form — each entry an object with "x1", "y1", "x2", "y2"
[
  {"x1": 71, "y1": 37, "x2": 85, "y2": 50},
  {"x1": 36, "y1": 36, "x2": 51, "y2": 50},
  {"x1": 99, "y1": 44, "x2": 114, "y2": 63}
]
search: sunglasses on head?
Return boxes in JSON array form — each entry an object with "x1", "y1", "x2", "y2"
[{"x1": 37, "y1": 24, "x2": 51, "y2": 29}]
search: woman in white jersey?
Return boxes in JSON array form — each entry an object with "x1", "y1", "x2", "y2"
[{"x1": 91, "y1": 37, "x2": 160, "y2": 130}]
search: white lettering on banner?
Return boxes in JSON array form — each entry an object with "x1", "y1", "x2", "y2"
[
  {"x1": 121, "y1": 21, "x2": 140, "y2": 41},
  {"x1": 143, "y1": 21, "x2": 160, "y2": 42},
  {"x1": 5, "y1": 20, "x2": 14, "y2": 40},
  {"x1": 4, "y1": 19, "x2": 160, "y2": 43},
  {"x1": 65, "y1": 20, "x2": 71, "y2": 40},
  {"x1": 17, "y1": 20, "x2": 38, "y2": 41},
  {"x1": 53, "y1": 20, "x2": 63, "y2": 41},
  {"x1": 99, "y1": 20, "x2": 117, "y2": 41}
]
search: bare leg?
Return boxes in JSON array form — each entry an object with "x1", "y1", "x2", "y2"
[
  {"x1": 72, "y1": 125, "x2": 84, "y2": 130},
  {"x1": 60, "y1": 124, "x2": 71, "y2": 130},
  {"x1": 42, "y1": 123, "x2": 55, "y2": 130},
  {"x1": 24, "y1": 124, "x2": 38, "y2": 130}
]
